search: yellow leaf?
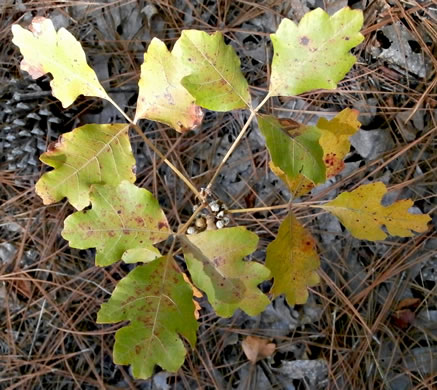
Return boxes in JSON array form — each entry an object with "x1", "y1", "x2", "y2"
[
  {"x1": 242, "y1": 336, "x2": 275, "y2": 364},
  {"x1": 269, "y1": 161, "x2": 315, "y2": 197},
  {"x1": 320, "y1": 182, "x2": 431, "y2": 240},
  {"x1": 266, "y1": 214, "x2": 320, "y2": 305},
  {"x1": 12, "y1": 17, "x2": 109, "y2": 108},
  {"x1": 135, "y1": 38, "x2": 204, "y2": 132},
  {"x1": 317, "y1": 108, "x2": 361, "y2": 177}
]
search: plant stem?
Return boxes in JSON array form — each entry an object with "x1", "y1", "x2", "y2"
[
  {"x1": 205, "y1": 92, "x2": 272, "y2": 191},
  {"x1": 107, "y1": 97, "x2": 201, "y2": 198}
]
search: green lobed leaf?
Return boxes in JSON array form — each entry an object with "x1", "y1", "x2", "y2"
[
  {"x1": 12, "y1": 17, "x2": 109, "y2": 108},
  {"x1": 258, "y1": 115, "x2": 326, "y2": 184},
  {"x1": 266, "y1": 214, "x2": 320, "y2": 305},
  {"x1": 134, "y1": 38, "x2": 204, "y2": 133},
  {"x1": 269, "y1": 7, "x2": 364, "y2": 96},
  {"x1": 320, "y1": 182, "x2": 431, "y2": 240},
  {"x1": 62, "y1": 181, "x2": 170, "y2": 266},
  {"x1": 269, "y1": 108, "x2": 361, "y2": 197},
  {"x1": 97, "y1": 256, "x2": 198, "y2": 379},
  {"x1": 172, "y1": 30, "x2": 251, "y2": 111},
  {"x1": 35, "y1": 123, "x2": 135, "y2": 210},
  {"x1": 183, "y1": 227, "x2": 270, "y2": 317}
]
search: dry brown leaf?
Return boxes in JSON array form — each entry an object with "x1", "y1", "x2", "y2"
[{"x1": 242, "y1": 335, "x2": 276, "y2": 364}]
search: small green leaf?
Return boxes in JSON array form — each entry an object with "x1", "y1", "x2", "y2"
[
  {"x1": 134, "y1": 38, "x2": 204, "y2": 133},
  {"x1": 97, "y1": 256, "x2": 198, "y2": 379},
  {"x1": 258, "y1": 115, "x2": 326, "y2": 184},
  {"x1": 269, "y1": 7, "x2": 364, "y2": 96},
  {"x1": 183, "y1": 227, "x2": 270, "y2": 317},
  {"x1": 35, "y1": 123, "x2": 135, "y2": 210},
  {"x1": 266, "y1": 214, "x2": 320, "y2": 305},
  {"x1": 172, "y1": 30, "x2": 251, "y2": 111},
  {"x1": 320, "y1": 182, "x2": 431, "y2": 240},
  {"x1": 12, "y1": 17, "x2": 109, "y2": 108},
  {"x1": 62, "y1": 181, "x2": 170, "y2": 266}
]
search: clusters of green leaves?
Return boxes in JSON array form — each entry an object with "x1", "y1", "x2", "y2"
[{"x1": 12, "y1": 8, "x2": 430, "y2": 379}]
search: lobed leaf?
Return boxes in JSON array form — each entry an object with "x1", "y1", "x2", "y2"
[
  {"x1": 268, "y1": 109, "x2": 360, "y2": 197},
  {"x1": 12, "y1": 17, "x2": 109, "y2": 108},
  {"x1": 269, "y1": 7, "x2": 364, "y2": 96},
  {"x1": 97, "y1": 256, "x2": 198, "y2": 379},
  {"x1": 318, "y1": 108, "x2": 361, "y2": 177},
  {"x1": 266, "y1": 214, "x2": 320, "y2": 305},
  {"x1": 172, "y1": 30, "x2": 251, "y2": 111},
  {"x1": 258, "y1": 115, "x2": 326, "y2": 184},
  {"x1": 134, "y1": 38, "x2": 204, "y2": 132},
  {"x1": 320, "y1": 182, "x2": 431, "y2": 240},
  {"x1": 183, "y1": 227, "x2": 270, "y2": 317},
  {"x1": 62, "y1": 181, "x2": 170, "y2": 266},
  {"x1": 35, "y1": 123, "x2": 135, "y2": 210}
]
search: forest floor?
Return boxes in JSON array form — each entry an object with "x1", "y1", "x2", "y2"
[{"x1": 0, "y1": 0, "x2": 436, "y2": 389}]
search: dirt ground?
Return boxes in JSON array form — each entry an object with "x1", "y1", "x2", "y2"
[{"x1": 0, "y1": 0, "x2": 436, "y2": 389}]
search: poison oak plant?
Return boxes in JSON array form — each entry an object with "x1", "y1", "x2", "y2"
[{"x1": 12, "y1": 8, "x2": 430, "y2": 379}]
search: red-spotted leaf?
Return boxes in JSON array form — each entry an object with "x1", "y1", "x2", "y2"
[
  {"x1": 134, "y1": 38, "x2": 204, "y2": 132},
  {"x1": 12, "y1": 17, "x2": 109, "y2": 108},
  {"x1": 172, "y1": 30, "x2": 251, "y2": 111},
  {"x1": 62, "y1": 181, "x2": 170, "y2": 266},
  {"x1": 97, "y1": 256, "x2": 198, "y2": 379},
  {"x1": 182, "y1": 227, "x2": 270, "y2": 317},
  {"x1": 270, "y1": 7, "x2": 364, "y2": 96},
  {"x1": 320, "y1": 182, "x2": 431, "y2": 240},
  {"x1": 35, "y1": 123, "x2": 135, "y2": 210},
  {"x1": 266, "y1": 214, "x2": 320, "y2": 305},
  {"x1": 317, "y1": 108, "x2": 361, "y2": 177}
]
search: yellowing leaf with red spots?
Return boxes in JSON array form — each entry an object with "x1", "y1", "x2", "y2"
[
  {"x1": 320, "y1": 182, "x2": 431, "y2": 240},
  {"x1": 62, "y1": 181, "x2": 170, "y2": 266},
  {"x1": 317, "y1": 108, "x2": 360, "y2": 177},
  {"x1": 97, "y1": 256, "x2": 198, "y2": 379},
  {"x1": 135, "y1": 38, "x2": 204, "y2": 132},
  {"x1": 35, "y1": 124, "x2": 135, "y2": 211},
  {"x1": 266, "y1": 214, "x2": 320, "y2": 305},
  {"x1": 172, "y1": 30, "x2": 251, "y2": 111},
  {"x1": 270, "y1": 7, "x2": 364, "y2": 96},
  {"x1": 182, "y1": 228, "x2": 270, "y2": 317},
  {"x1": 12, "y1": 17, "x2": 109, "y2": 108}
]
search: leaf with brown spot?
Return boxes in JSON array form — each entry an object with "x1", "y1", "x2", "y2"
[
  {"x1": 182, "y1": 227, "x2": 270, "y2": 317},
  {"x1": 97, "y1": 256, "x2": 198, "y2": 379},
  {"x1": 12, "y1": 17, "x2": 109, "y2": 108},
  {"x1": 270, "y1": 7, "x2": 364, "y2": 96},
  {"x1": 320, "y1": 182, "x2": 431, "y2": 240},
  {"x1": 62, "y1": 181, "x2": 170, "y2": 266},
  {"x1": 135, "y1": 38, "x2": 204, "y2": 132},
  {"x1": 266, "y1": 214, "x2": 320, "y2": 305}
]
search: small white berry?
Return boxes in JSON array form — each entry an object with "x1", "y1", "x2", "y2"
[
  {"x1": 209, "y1": 201, "x2": 220, "y2": 212},
  {"x1": 216, "y1": 220, "x2": 225, "y2": 229},
  {"x1": 187, "y1": 227, "x2": 197, "y2": 235}
]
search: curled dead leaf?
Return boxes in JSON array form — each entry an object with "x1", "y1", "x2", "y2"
[{"x1": 242, "y1": 335, "x2": 276, "y2": 364}]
